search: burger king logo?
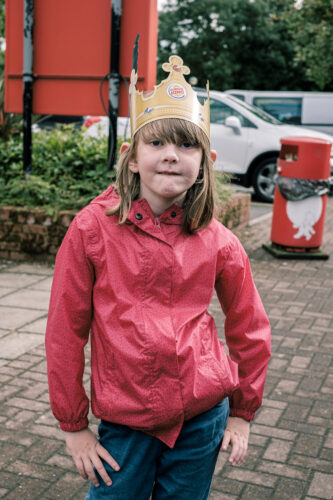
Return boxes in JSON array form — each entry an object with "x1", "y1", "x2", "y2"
[{"x1": 167, "y1": 83, "x2": 186, "y2": 99}]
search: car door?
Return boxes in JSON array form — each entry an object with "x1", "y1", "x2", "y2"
[{"x1": 209, "y1": 97, "x2": 250, "y2": 174}]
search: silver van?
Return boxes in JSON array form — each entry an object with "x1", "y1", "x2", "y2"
[{"x1": 225, "y1": 90, "x2": 333, "y2": 135}]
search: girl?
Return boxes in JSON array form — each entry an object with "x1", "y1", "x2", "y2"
[{"x1": 45, "y1": 56, "x2": 270, "y2": 500}]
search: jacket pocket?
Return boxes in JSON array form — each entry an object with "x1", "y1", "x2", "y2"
[{"x1": 200, "y1": 320, "x2": 238, "y2": 397}]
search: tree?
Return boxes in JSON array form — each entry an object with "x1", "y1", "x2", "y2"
[
  {"x1": 292, "y1": 0, "x2": 333, "y2": 90},
  {"x1": 158, "y1": 0, "x2": 308, "y2": 91}
]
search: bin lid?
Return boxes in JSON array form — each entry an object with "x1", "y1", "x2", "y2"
[{"x1": 280, "y1": 136, "x2": 331, "y2": 146}]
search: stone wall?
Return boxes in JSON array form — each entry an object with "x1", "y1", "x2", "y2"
[{"x1": 0, "y1": 192, "x2": 251, "y2": 261}]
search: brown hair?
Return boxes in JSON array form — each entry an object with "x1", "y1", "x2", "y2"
[{"x1": 106, "y1": 118, "x2": 216, "y2": 233}]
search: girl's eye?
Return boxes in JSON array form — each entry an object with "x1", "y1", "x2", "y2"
[
  {"x1": 180, "y1": 142, "x2": 194, "y2": 148},
  {"x1": 150, "y1": 140, "x2": 163, "y2": 147}
]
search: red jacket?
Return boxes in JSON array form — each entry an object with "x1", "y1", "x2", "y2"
[{"x1": 45, "y1": 186, "x2": 270, "y2": 448}]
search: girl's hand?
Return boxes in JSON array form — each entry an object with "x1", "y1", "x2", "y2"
[
  {"x1": 64, "y1": 427, "x2": 120, "y2": 487},
  {"x1": 221, "y1": 417, "x2": 250, "y2": 466}
]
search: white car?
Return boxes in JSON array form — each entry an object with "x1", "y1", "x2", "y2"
[
  {"x1": 197, "y1": 91, "x2": 333, "y2": 202},
  {"x1": 84, "y1": 91, "x2": 333, "y2": 202}
]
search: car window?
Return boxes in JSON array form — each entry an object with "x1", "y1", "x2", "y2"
[
  {"x1": 227, "y1": 96, "x2": 283, "y2": 124},
  {"x1": 253, "y1": 97, "x2": 302, "y2": 125},
  {"x1": 198, "y1": 96, "x2": 256, "y2": 128}
]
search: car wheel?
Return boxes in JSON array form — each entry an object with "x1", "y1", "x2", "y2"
[{"x1": 252, "y1": 157, "x2": 278, "y2": 202}]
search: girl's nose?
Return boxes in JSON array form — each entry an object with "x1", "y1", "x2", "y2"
[{"x1": 162, "y1": 143, "x2": 179, "y2": 163}]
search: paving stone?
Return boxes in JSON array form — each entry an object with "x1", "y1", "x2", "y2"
[
  {"x1": 0, "y1": 332, "x2": 44, "y2": 359},
  {"x1": 240, "y1": 483, "x2": 274, "y2": 499},
  {"x1": 0, "y1": 441, "x2": 25, "y2": 468},
  {"x1": 319, "y1": 448, "x2": 333, "y2": 462},
  {"x1": 5, "y1": 397, "x2": 49, "y2": 412},
  {"x1": 278, "y1": 419, "x2": 326, "y2": 436},
  {"x1": 310, "y1": 400, "x2": 333, "y2": 419},
  {"x1": 28, "y1": 276, "x2": 53, "y2": 291},
  {"x1": 5, "y1": 410, "x2": 37, "y2": 429},
  {"x1": 5, "y1": 459, "x2": 59, "y2": 481},
  {"x1": 282, "y1": 403, "x2": 310, "y2": 421},
  {"x1": 273, "y1": 477, "x2": 307, "y2": 499},
  {"x1": 0, "y1": 307, "x2": 45, "y2": 331},
  {"x1": 274, "y1": 379, "x2": 299, "y2": 395},
  {"x1": 307, "y1": 471, "x2": 333, "y2": 499},
  {"x1": 262, "y1": 398, "x2": 287, "y2": 410},
  {"x1": 40, "y1": 472, "x2": 87, "y2": 499},
  {"x1": 226, "y1": 468, "x2": 278, "y2": 487},
  {"x1": 248, "y1": 434, "x2": 268, "y2": 447},
  {"x1": 257, "y1": 461, "x2": 308, "y2": 480},
  {"x1": 293, "y1": 433, "x2": 323, "y2": 457},
  {"x1": 0, "y1": 288, "x2": 50, "y2": 310},
  {"x1": 6, "y1": 263, "x2": 53, "y2": 275},
  {"x1": 0, "y1": 273, "x2": 44, "y2": 289},
  {"x1": 22, "y1": 439, "x2": 63, "y2": 464},
  {"x1": 269, "y1": 358, "x2": 289, "y2": 371},
  {"x1": 1, "y1": 477, "x2": 50, "y2": 500},
  {"x1": 209, "y1": 491, "x2": 237, "y2": 500},
  {"x1": 28, "y1": 423, "x2": 66, "y2": 441},
  {"x1": 18, "y1": 316, "x2": 48, "y2": 335},
  {"x1": 251, "y1": 424, "x2": 297, "y2": 441},
  {"x1": 288, "y1": 454, "x2": 332, "y2": 474},
  {"x1": 45, "y1": 453, "x2": 75, "y2": 470},
  {"x1": 324, "y1": 430, "x2": 333, "y2": 449},
  {"x1": 299, "y1": 376, "x2": 324, "y2": 392},
  {"x1": 263, "y1": 438, "x2": 292, "y2": 462},
  {"x1": 263, "y1": 410, "x2": 286, "y2": 431},
  {"x1": 211, "y1": 476, "x2": 244, "y2": 496}
]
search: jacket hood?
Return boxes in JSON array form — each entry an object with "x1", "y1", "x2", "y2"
[{"x1": 89, "y1": 184, "x2": 120, "y2": 209}]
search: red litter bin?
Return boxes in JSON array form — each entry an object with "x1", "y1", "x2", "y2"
[{"x1": 265, "y1": 136, "x2": 332, "y2": 259}]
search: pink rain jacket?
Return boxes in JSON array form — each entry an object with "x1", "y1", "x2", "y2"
[{"x1": 45, "y1": 186, "x2": 271, "y2": 448}]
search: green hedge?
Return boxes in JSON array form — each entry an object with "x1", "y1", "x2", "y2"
[
  {"x1": 0, "y1": 126, "x2": 116, "y2": 217},
  {"x1": 0, "y1": 126, "x2": 230, "y2": 218}
]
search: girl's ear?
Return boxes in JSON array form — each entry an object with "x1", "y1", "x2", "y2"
[
  {"x1": 210, "y1": 149, "x2": 217, "y2": 163},
  {"x1": 120, "y1": 142, "x2": 131, "y2": 155},
  {"x1": 121, "y1": 142, "x2": 139, "y2": 173},
  {"x1": 129, "y1": 159, "x2": 139, "y2": 173}
]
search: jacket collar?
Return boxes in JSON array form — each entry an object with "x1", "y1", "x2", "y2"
[{"x1": 127, "y1": 197, "x2": 183, "y2": 227}]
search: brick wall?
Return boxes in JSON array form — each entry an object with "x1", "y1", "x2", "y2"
[
  {"x1": 0, "y1": 192, "x2": 251, "y2": 261},
  {"x1": 0, "y1": 207, "x2": 77, "y2": 262},
  {"x1": 217, "y1": 192, "x2": 251, "y2": 231}
]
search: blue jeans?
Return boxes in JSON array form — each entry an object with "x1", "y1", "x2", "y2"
[{"x1": 85, "y1": 398, "x2": 229, "y2": 500}]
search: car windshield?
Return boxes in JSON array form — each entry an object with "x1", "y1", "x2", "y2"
[{"x1": 226, "y1": 95, "x2": 283, "y2": 125}]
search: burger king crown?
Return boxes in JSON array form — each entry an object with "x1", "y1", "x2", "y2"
[{"x1": 129, "y1": 55, "x2": 210, "y2": 139}]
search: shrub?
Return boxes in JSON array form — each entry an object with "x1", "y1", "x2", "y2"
[
  {"x1": 0, "y1": 126, "x2": 231, "y2": 217},
  {"x1": 0, "y1": 126, "x2": 116, "y2": 216}
]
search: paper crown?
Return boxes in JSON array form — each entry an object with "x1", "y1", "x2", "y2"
[{"x1": 129, "y1": 55, "x2": 210, "y2": 139}]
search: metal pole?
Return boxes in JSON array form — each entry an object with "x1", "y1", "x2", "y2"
[
  {"x1": 107, "y1": 0, "x2": 122, "y2": 170},
  {"x1": 23, "y1": 0, "x2": 34, "y2": 174}
]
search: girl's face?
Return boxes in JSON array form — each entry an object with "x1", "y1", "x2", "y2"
[{"x1": 127, "y1": 135, "x2": 203, "y2": 216}]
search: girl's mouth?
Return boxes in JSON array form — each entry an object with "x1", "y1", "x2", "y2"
[{"x1": 158, "y1": 171, "x2": 180, "y2": 175}]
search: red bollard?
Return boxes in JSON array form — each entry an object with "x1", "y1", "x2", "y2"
[{"x1": 264, "y1": 136, "x2": 332, "y2": 259}]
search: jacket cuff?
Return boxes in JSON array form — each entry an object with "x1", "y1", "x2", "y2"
[
  {"x1": 229, "y1": 408, "x2": 255, "y2": 421},
  {"x1": 59, "y1": 417, "x2": 89, "y2": 432}
]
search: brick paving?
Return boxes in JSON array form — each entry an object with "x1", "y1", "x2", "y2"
[{"x1": 0, "y1": 198, "x2": 332, "y2": 499}]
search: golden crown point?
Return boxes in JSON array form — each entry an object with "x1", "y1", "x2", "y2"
[{"x1": 129, "y1": 55, "x2": 210, "y2": 139}]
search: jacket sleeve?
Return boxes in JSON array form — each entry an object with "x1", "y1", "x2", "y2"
[
  {"x1": 45, "y1": 216, "x2": 94, "y2": 432},
  {"x1": 215, "y1": 234, "x2": 271, "y2": 421}
]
